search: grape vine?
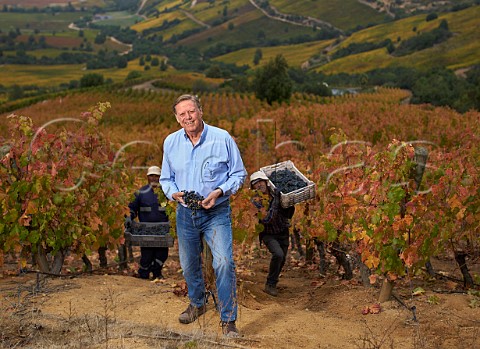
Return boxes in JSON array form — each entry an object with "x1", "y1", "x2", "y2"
[{"x1": 0, "y1": 88, "x2": 478, "y2": 285}]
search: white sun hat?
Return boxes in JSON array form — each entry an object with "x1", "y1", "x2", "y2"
[
  {"x1": 147, "y1": 166, "x2": 161, "y2": 176},
  {"x1": 250, "y1": 171, "x2": 269, "y2": 185}
]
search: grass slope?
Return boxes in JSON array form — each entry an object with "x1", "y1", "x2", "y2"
[
  {"x1": 1, "y1": 2, "x2": 478, "y2": 89},
  {"x1": 317, "y1": 5, "x2": 480, "y2": 74},
  {"x1": 92, "y1": 11, "x2": 144, "y2": 27},
  {"x1": 186, "y1": 0, "x2": 249, "y2": 24},
  {"x1": 213, "y1": 40, "x2": 335, "y2": 68},
  {"x1": 0, "y1": 57, "x2": 167, "y2": 87},
  {"x1": 0, "y1": 12, "x2": 83, "y2": 32},
  {"x1": 269, "y1": 0, "x2": 389, "y2": 31},
  {"x1": 176, "y1": 6, "x2": 318, "y2": 51}
]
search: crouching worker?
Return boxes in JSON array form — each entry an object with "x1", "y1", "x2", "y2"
[
  {"x1": 127, "y1": 166, "x2": 170, "y2": 280},
  {"x1": 250, "y1": 171, "x2": 295, "y2": 296}
]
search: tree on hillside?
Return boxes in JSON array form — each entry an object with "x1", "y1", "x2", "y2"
[
  {"x1": 466, "y1": 64, "x2": 480, "y2": 111},
  {"x1": 117, "y1": 56, "x2": 128, "y2": 69},
  {"x1": 411, "y1": 68, "x2": 468, "y2": 111},
  {"x1": 94, "y1": 32, "x2": 107, "y2": 45},
  {"x1": 206, "y1": 65, "x2": 222, "y2": 78},
  {"x1": 80, "y1": 73, "x2": 104, "y2": 88},
  {"x1": 253, "y1": 54, "x2": 293, "y2": 105},
  {"x1": 160, "y1": 59, "x2": 167, "y2": 71},
  {"x1": 253, "y1": 48, "x2": 262, "y2": 65}
]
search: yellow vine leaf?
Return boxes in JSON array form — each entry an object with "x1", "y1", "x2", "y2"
[
  {"x1": 20, "y1": 258, "x2": 27, "y2": 269},
  {"x1": 343, "y1": 196, "x2": 358, "y2": 207},
  {"x1": 364, "y1": 253, "x2": 380, "y2": 269},
  {"x1": 25, "y1": 201, "x2": 38, "y2": 214},
  {"x1": 403, "y1": 214, "x2": 413, "y2": 226},
  {"x1": 447, "y1": 195, "x2": 462, "y2": 210},
  {"x1": 456, "y1": 208, "x2": 466, "y2": 220}
]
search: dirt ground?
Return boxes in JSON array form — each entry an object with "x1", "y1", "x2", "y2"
[{"x1": 1, "y1": 243, "x2": 479, "y2": 349}]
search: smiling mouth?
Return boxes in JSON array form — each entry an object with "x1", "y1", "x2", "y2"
[{"x1": 184, "y1": 121, "x2": 194, "y2": 126}]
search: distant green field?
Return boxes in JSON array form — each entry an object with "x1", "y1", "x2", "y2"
[
  {"x1": 1, "y1": 0, "x2": 478, "y2": 92},
  {"x1": 317, "y1": 5, "x2": 480, "y2": 74},
  {"x1": 0, "y1": 0, "x2": 107, "y2": 9},
  {"x1": 178, "y1": 10, "x2": 319, "y2": 51},
  {"x1": 132, "y1": 10, "x2": 188, "y2": 33},
  {"x1": 315, "y1": 48, "x2": 392, "y2": 74},
  {"x1": 269, "y1": 0, "x2": 389, "y2": 31},
  {"x1": 186, "y1": 0, "x2": 250, "y2": 24},
  {"x1": 159, "y1": 19, "x2": 203, "y2": 41},
  {"x1": 213, "y1": 40, "x2": 334, "y2": 68},
  {"x1": 2, "y1": 48, "x2": 75, "y2": 58},
  {"x1": 1, "y1": 64, "x2": 90, "y2": 86},
  {"x1": 0, "y1": 57, "x2": 169, "y2": 87},
  {"x1": 11, "y1": 28, "x2": 120, "y2": 55},
  {"x1": 155, "y1": 0, "x2": 184, "y2": 12},
  {"x1": 92, "y1": 11, "x2": 144, "y2": 28},
  {"x1": 0, "y1": 12, "x2": 83, "y2": 32},
  {"x1": 333, "y1": 13, "x2": 443, "y2": 51},
  {"x1": 24, "y1": 48, "x2": 78, "y2": 58}
]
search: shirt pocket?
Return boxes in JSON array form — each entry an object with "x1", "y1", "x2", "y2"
[{"x1": 202, "y1": 162, "x2": 225, "y2": 182}]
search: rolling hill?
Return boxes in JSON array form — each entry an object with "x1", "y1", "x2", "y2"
[{"x1": 0, "y1": 0, "x2": 479, "y2": 94}]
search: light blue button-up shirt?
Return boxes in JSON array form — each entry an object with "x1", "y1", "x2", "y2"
[{"x1": 160, "y1": 123, "x2": 247, "y2": 206}]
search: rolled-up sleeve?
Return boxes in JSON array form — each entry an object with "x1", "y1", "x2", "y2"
[{"x1": 217, "y1": 136, "x2": 246, "y2": 196}]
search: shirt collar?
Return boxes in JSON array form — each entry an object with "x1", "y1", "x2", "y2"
[{"x1": 182, "y1": 121, "x2": 208, "y2": 145}]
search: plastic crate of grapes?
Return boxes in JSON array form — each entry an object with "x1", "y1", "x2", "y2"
[
  {"x1": 260, "y1": 160, "x2": 315, "y2": 208},
  {"x1": 125, "y1": 221, "x2": 174, "y2": 248}
]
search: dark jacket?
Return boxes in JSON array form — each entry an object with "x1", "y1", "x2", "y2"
[
  {"x1": 253, "y1": 190, "x2": 295, "y2": 238},
  {"x1": 129, "y1": 184, "x2": 168, "y2": 223}
]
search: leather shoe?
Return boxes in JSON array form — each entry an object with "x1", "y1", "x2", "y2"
[
  {"x1": 264, "y1": 284, "x2": 278, "y2": 297},
  {"x1": 178, "y1": 304, "x2": 207, "y2": 324}
]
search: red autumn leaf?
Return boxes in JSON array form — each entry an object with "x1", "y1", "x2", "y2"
[
  {"x1": 362, "y1": 306, "x2": 370, "y2": 315},
  {"x1": 369, "y1": 303, "x2": 381, "y2": 314}
]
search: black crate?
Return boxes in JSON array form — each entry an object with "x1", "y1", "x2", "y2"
[
  {"x1": 124, "y1": 231, "x2": 174, "y2": 248},
  {"x1": 125, "y1": 221, "x2": 173, "y2": 248},
  {"x1": 131, "y1": 221, "x2": 170, "y2": 235}
]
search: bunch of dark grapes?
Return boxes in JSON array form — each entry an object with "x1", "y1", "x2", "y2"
[
  {"x1": 182, "y1": 190, "x2": 204, "y2": 215},
  {"x1": 268, "y1": 169, "x2": 307, "y2": 194}
]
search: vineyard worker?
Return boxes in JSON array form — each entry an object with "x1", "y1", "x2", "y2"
[
  {"x1": 250, "y1": 171, "x2": 295, "y2": 297},
  {"x1": 160, "y1": 94, "x2": 246, "y2": 337},
  {"x1": 127, "y1": 166, "x2": 170, "y2": 280}
]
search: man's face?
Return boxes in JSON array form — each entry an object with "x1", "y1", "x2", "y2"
[
  {"x1": 252, "y1": 180, "x2": 269, "y2": 194},
  {"x1": 148, "y1": 174, "x2": 160, "y2": 187},
  {"x1": 175, "y1": 100, "x2": 203, "y2": 134}
]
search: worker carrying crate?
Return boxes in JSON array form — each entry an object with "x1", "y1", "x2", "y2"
[{"x1": 124, "y1": 166, "x2": 174, "y2": 279}]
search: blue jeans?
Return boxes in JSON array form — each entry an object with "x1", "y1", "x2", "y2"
[{"x1": 176, "y1": 200, "x2": 237, "y2": 322}]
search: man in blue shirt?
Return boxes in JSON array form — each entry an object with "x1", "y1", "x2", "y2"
[{"x1": 160, "y1": 94, "x2": 246, "y2": 337}]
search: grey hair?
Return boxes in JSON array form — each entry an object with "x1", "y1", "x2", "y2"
[{"x1": 172, "y1": 94, "x2": 202, "y2": 114}]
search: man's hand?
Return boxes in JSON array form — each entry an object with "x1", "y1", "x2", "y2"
[
  {"x1": 124, "y1": 216, "x2": 132, "y2": 230},
  {"x1": 172, "y1": 191, "x2": 186, "y2": 204},
  {"x1": 201, "y1": 188, "x2": 223, "y2": 209},
  {"x1": 272, "y1": 188, "x2": 282, "y2": 209}
]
